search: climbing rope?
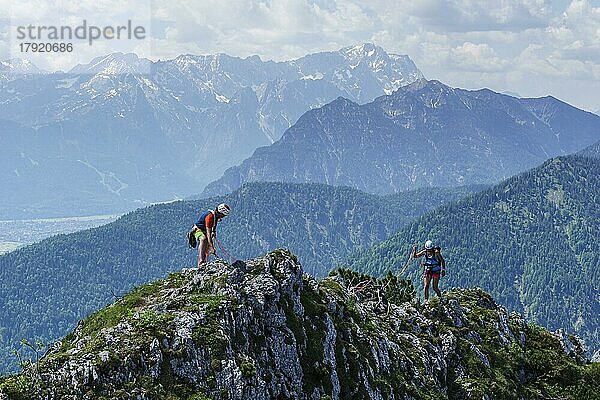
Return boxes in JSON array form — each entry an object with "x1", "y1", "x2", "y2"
[
  {"x1": 398, "y1": 244, "x2": 418, "y2": 276},
  {"x1": 214, "y1": 237, "x2": 237, "y2": 264}
]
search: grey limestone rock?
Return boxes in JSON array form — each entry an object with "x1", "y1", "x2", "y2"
[{"x1": 4, "y1": 250, "x2": 591, "y2": 400}]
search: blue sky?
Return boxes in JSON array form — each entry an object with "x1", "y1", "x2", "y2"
[{"x1": 1, "y1": 0, "x2": 598, "y2": 112}]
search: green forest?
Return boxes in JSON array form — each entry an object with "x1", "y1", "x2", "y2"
[{"x1": 348, "y1": 155, "x2": 600, "y2": 350}]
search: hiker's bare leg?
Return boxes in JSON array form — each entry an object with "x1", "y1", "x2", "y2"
[
  {"x1": 198, "y1": 237, "x2": 208, "y2": 267},
  {"x1": 424, "y1": 274, "x2": 431, "y2": 300},
  {"x1": 432, "y1": 277, "x2": 442, "y2": 297}
]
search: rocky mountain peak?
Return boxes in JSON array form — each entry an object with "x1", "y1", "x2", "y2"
[
  {"x1": 1, "y1": 249, "x2": 595, "y2": 399},
  {"x1": 340, "y1": 42, "x2": 386, "y2": 62},
  {"x1": 0, "y1": 59, "x2": 46, "y2": 83},
  {"x1": 399, "y1": 78, "x2": 456, "y2": 98},
  {"x1": 68, "y1": 52, "x2": 152, "y2": 75},
  {"x1": 0, "y1": 58, "x2": 44, "y2": 73},
  {"x1": 324, "y1": 95, "x2": 359, "y2": 110},
  {"x1": 202, "y1": 78, "x2": 600, "y2": 198}
]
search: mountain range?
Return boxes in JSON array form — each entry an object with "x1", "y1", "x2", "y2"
[
  {"x1": 203, "y1": 79, "x2": 600, "y2": 197},
  {"x1": 0, "y1": 182, "x2": 478, "y2": 374},
  {"x1": 0, "y1": 44, "x2": 422, "y2": 218},
  {"x1": 1, "y1": 251, "x2": 597, "y2": 399},
  {"x1": 347, "y1": 154, "x2": 600, "y2": 351}
]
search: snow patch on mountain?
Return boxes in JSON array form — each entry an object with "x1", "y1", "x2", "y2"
[
  {"x1": 301, "y1": 72, "x2": 324, "y2": 80},
  {"x1": 69, "y1": 53, "x2": 152, "y2": 75}
]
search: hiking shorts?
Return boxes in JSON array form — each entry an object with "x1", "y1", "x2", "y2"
[
  {"x1": 424, "y1": 270, "x2": 441, "y2": 279},
  {"x1": 194, "y1": 229, "x2": 206, "y2": 241}
]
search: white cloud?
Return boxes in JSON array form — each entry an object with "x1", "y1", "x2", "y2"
[
  {"x1": 450, "y1": 42, "x2": 508, "y2": 72},
  {"x1": 0, "y1": 0, "x2": 152, "y2": 71},
  {"x1": 372, "y1": 0, "x2": 600, "y2": 110},
  {"x1": 552, "y1": 0, "x2": 600, "y2": 63},
  {"x1": 148, "y1": 0, "x2": 380, "y2": 60},
  {"x1": 0, "y1": 15, "x2": 9, "y2": 56},
  {"x1": 391, "y1": 0, "x2": 550, "y2": 32}
]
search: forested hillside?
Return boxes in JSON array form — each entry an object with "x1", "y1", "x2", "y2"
[
  {"x1": 0, "y1": 182, "x2": 479, "y2": 373},
  {"x1": 348, "y1": 155, "x2": 600, "y2": 350}
]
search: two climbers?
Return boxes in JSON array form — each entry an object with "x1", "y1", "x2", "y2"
[
  {"x1": 191, "y1": 203, "x2": 231, "y2": 267},
  {"x1": 412, "y1": 240, "x2": 445, "y2": 301}
]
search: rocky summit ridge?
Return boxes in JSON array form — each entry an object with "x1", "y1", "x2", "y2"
[{"x1": 0, "y1": 250, "x2": 598, "y2": 399}]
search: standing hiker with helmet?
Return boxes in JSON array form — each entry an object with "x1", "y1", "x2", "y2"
[
  {"x1": 192, "y1": 203, "x2": 231, "y2": 267},
  {"x1": 413, "y1": 240, "x2": 445, "y2": 301}
]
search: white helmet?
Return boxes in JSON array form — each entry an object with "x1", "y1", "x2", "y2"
[
  {"x1": 217, "y1": 203, "x2": 231, "y2": 217},
  {"x1": 425, "y1": 240, "x2": 434, "y2": 250}
]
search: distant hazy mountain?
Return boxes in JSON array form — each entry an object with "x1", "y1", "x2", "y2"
[
  {"x1": 579, "y1": 139, "x2": 600, "y2": 158},
  {"x1": 0, "y1": 59, "x2": 46, "y2": 82},
  {"x1": 0, "y1": 44, "x2": 422, "y2": 218},
  {"x1": 203, "y1": 79, "x2": 600, "y2": 197},
  {"x1": 502, "y1": 90, "x2": 522, "y2": 97},
  {"x1": 0, "y1": 182, "x2": 480, "y2": 373},
  {"x1": 348, "y1": 155, "x2": 600, "y2": 350}
]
